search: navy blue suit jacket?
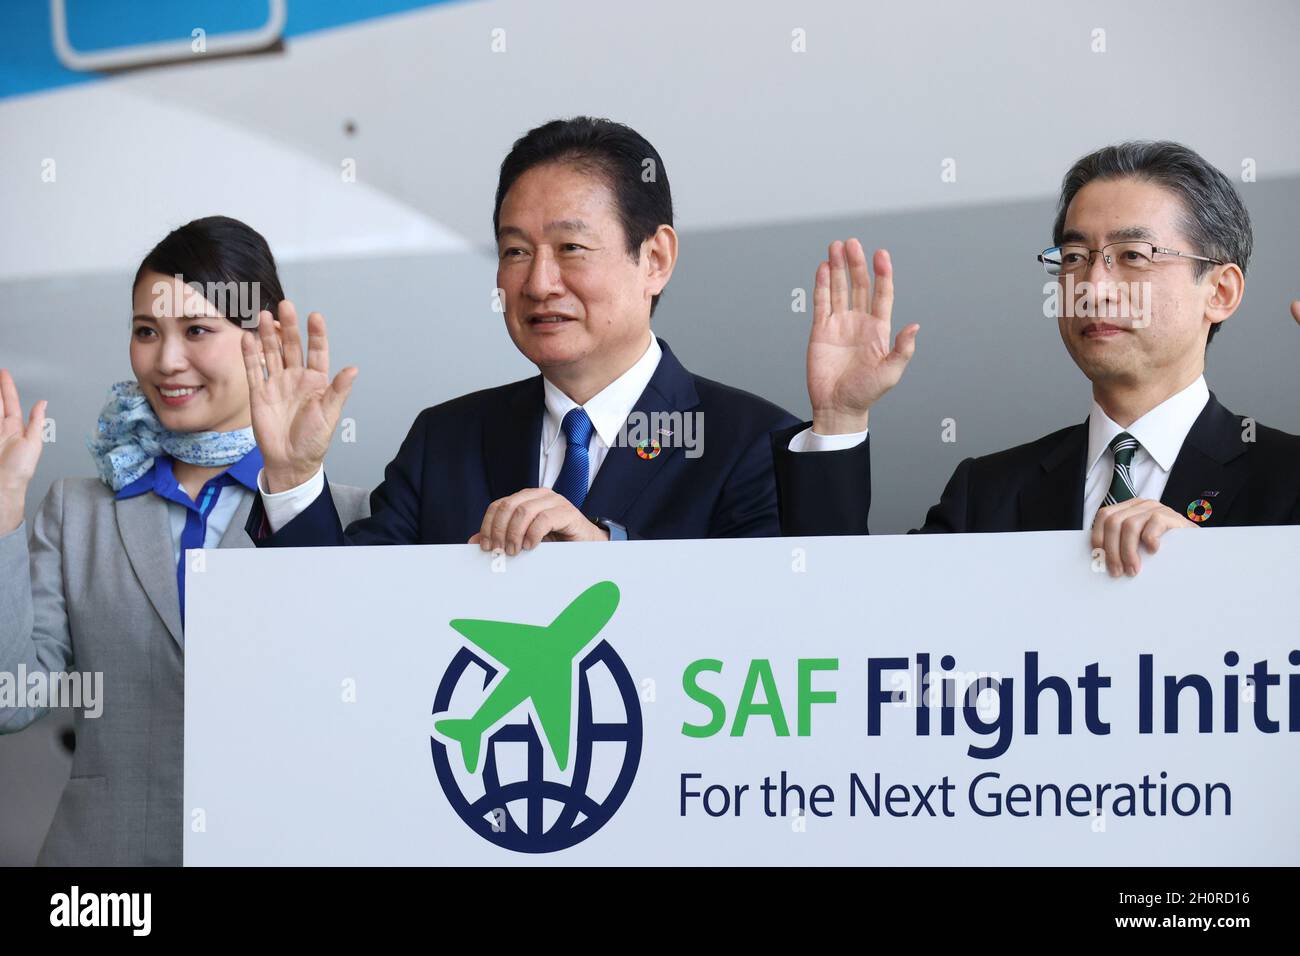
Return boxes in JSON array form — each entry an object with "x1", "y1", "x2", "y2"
[
  {"x1": 247, "y1": 339, "x2": 848, "y2": 547},
  {"x1": 771, "y1": 392, "x2": 1300, "y2": 534}
]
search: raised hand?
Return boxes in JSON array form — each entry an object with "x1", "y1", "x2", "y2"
[
  {"x1": 241, "y1": 301, "x2": 357, "y2": 493},
  {"x1": 806, "y1": 239, "x2": 919, "y2": 434},
  {"x1": 0, "y1": 369, "x2": 47, "y2": 535}
]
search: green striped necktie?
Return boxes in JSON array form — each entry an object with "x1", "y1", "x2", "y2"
[{"x1": 1102, "y1": 431, "x2": 1140, "y2": 506}]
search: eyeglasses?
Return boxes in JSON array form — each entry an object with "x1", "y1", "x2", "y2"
[{"x1": 1037, "y1": 241, "x2": 1224, "y2": 277}]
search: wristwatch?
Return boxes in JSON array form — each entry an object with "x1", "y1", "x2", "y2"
[{"x1": 592, "y1": 517, "x2": 628, "y2": 541}]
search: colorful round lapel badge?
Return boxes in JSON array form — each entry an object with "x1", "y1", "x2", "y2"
[
  {"x1": 635, "y1": 439, "x2": 661, "y2": 460},
  {"x1": 1186, "y1": 499, "x2": 1213, "y2": 523}
]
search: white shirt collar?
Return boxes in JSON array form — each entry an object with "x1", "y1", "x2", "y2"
[
  {"x1": 541, "y1": 333, "x2": 662, "y2": 453},
  {"x1": 1086, "y1": 375, "x2": 1210, "y2": 474}
]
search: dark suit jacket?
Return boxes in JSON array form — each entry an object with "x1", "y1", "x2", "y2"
[
  {"x1": 247, "y1": 338, "x2": 850, "y2": 546},
  {"x1": 772, "y1": 392, "x2": 1300, "y2": 534}
]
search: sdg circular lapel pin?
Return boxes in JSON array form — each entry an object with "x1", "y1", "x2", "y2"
[{"x1": 1186, "y1": 499, "x2": 1214, "y2": 523}]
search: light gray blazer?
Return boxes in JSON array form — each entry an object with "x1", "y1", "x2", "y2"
[{"x1": 0, "y1": 475, "x2": 370, "y2": 866}]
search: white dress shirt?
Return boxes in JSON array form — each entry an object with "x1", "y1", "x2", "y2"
[
  {"x1": 539, "y1": 332, "x2": 662, "y2": 489},
  {"x1": 258, "y1": 333, "x2": 858, "y2": 531},
  {"x1": 1081, "y1": 375, "x2": 1210, "y2": 528},
  {"x1": 787, "y1": 426, "x2": 869, "y2": 453}
]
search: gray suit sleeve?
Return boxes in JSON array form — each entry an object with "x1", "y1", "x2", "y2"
[{"x1": 0, "y1": 479, "x2": 73, "y2": 733}]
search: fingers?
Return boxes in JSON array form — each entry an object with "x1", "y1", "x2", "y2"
[
  {"x1": 1291, "y1": 300, "x2": 1300, "y2": 325},
  {"x1": 828, "y1": 240, "x2": 849, "y2": 315},
  {"x1": 1123, "y1": 507, "x2": 1186, "y2": 573},
  {"x1": 812, "y1": 261, "x2": 831, "y2": 323},
  {"x1": 478, "y1": 496, "x2": 503, "y2": 550},
  {"x1": 501, "y1": 498, "x2": 536, "y2": 553},
  {"x1": 1100, "y1": 504, "x2": 1134, "y2": 576},
  {"x1": 0, "y1": 374, "x2": 46, "y2": 450},
  {"x1": 0, "y1": 368, "x2": 19, "y2": 422},
  {"x1": 25, "y1": 400, "x2": 47, "y2": 446},
  {"x1": 519, "y1": 500, "x2": 594, "y2": 551},
  {"x1": 306, "y1": 311, "x2": 330, "y2": 375},
  {"x1": 478, "y1": 490, "x2": 537, "y2": 553},
  {"x1": 257, "y1": 310, "x2": 284, "y2": 377},
  {"x1": 323, "y1": 366, "x2": 358, "y2": 420},
  {"x1": 1117, "y1": 509, "x2": 1148, "y2": 576},
  {"x1": 478, "y1": 489, "x2": 539, "y2": 554},
  {"x1": 278, "y1": 300, "x2": 305, "y2": 370},
  {"x1": 522, "y1": 508, "x2": 565, "y2": 551},
  {"x1": 1092, "y1": 499, "x2": 1145, "y2": 575},
  {"x1": 1092, "y1": 500, "x2": 1187, "y2": 577},
  {"x1": 477, "y1": 490, "x2": 587, "y2": 555},
  {"x1": 871, "y1": 248, "x2": 894, "y2": 323},
  {"x1": 846, "y1": 239, "x2": 872, "y2": 313},
  {"x1": 241, "y1": 328, "x2": 267, "y2": 398},
  {"x1": 870, "y1": 324, "x2": 920, "y2": 396},
  {"x1": 1140, "y1": 516, "x2": 1168, "y2": 554},
  {"x1": 1090, "y1": 500, "x2": 1130, "y2": 552},
  {"x1": 888, "y1": 323, "x2": 921, "y2": 370},
  {"x1": 818, "y1": 241, "x2": 893, "y2": 320},
  {"x1": 477, "y1": 504, "x2": 497, "y2": 550},
  {"x1": 504, "y1": 496, "x2": 555, "y2": 555},
  {"x1": 493, "y1": 490, "x2": 552, "y2": 555}
]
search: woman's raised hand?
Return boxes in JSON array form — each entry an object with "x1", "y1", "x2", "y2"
[
  {"x1": 241, "y1": 301, "x2": 357, "y2": 493},
  {"x1": 0, "y1": 369, "x2": 47, "y2": 535}
]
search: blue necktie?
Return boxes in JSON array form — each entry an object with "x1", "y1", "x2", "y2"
[{"x1": 553, "y1": 407, "x2": 594, "y2": 509}]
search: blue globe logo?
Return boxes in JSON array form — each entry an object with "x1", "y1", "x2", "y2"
[{"x1": 430, "y1": 599, "x2": 643, "y2": 853}]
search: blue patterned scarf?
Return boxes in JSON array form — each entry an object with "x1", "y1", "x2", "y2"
[{"x1": 87, "y1": 381, "x2": 256, "y2": 491}]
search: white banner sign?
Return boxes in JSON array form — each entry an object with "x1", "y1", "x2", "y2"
[{"x1": 184, "y1": 528, "x2": 1300, "y2": 865}]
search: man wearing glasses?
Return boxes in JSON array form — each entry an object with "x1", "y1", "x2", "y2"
[{"x1": 772, "y1": 141, "x2": 1300, "y2": 575}]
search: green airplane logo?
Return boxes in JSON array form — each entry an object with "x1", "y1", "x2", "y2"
[{"x1": 434, "y1": 581, "x2": 621, "y2": 775}]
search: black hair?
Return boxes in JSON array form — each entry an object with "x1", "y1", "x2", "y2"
[
  {"x1": 1052, "y1": 141, "x2": 1252, "y2": 346},
  {"x1": 493, "y1": 117, "x2": 673, "y2": 316},
  {"x1": 133, "y1": 215, "x2": 284, "y2": 326}
]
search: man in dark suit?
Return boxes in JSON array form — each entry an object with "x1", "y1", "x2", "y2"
[
  {"x1": 239, "y1": 118, "x2": 915, "y2": 548},
  {"x1": 773, "y1": 141, "x2": 1300, "y2": 574}
]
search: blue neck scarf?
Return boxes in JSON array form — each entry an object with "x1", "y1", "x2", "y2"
[{"x1": 87, "y1": 381, "x2": 257, "y2": 491}]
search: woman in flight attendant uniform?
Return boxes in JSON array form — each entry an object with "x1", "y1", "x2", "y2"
[{"x1": 0, "y1": 216, "x2": 370, "y2": 865}]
